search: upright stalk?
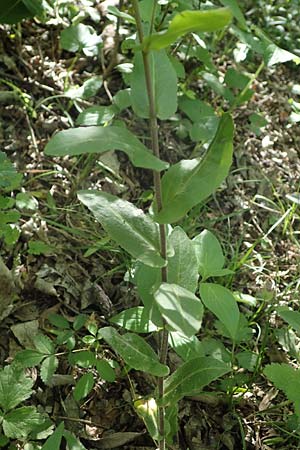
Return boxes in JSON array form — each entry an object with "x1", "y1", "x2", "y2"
[{"x1": 132, "y1": 1, "x2": 168, "y2": 448}]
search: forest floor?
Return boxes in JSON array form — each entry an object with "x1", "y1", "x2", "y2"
[{"x1": 1, "y1": 6, "x2": 300, "y2": 450}]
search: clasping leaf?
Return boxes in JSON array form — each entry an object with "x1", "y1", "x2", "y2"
[{"x1": 142, "y1": 8, "x2": 232, "y2": 51}]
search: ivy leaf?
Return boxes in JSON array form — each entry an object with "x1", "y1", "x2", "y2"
[
  {"x1": 73, "y1": 373, "x2": 95, "y2": 402},
  {"x1": 162, "y1": 357, "x2": 230, "y2": 405},
  {"x1": 264, "y1": 364, "x2": 300, "y2": 417},
  {"x1": 3, "y1": 406, "x2": 43, "y2": 438},
  {"x1": 60, "y1": 23, "x2": 102, "y2": 57},
  {"x1": 154, "y1": 113, "x2": 234, "y2": 223},
  {"x1": 0, "y1": 365, "x2": 33, "y2": 411},
  {"x1": 142, "y1": 8, "x2": 232, "y2": 51},
  {"x1": 199, "y1": 283, "x2": 240, "y2": 341},
  {"x1": 44, "y1": 126, "x2": 168, "y2": 172},
  {"x1": 131, "y1": 50, "x2": 177, "y2": 120},
  {"x1": 78, "y1": 191, "x2": 165, "y2": 268},
  {"x1": 154, "y1": 283, "x2": 203, "y2": 337},
  {"x1": 100, "y1": 327, "x2": 169, "y2": 377},
  {"x1": 40, "y1": 355, "x2": 59, "y2": 385}
]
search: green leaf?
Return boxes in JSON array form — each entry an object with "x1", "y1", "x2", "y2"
[
  {"x1": 76, "y1": 106, "x2": 115, "y2": 126},
  {"x1": 41, "y1": 422, "x2": 64, "y2": 450},
  {"x1": 277, "y1": 307, "x2": 300, "y2": 335},
  {"x1": 16, "y1": 192, "x2": 38, "y2": 210},
  {"x1": 264, "y1": 364, "x2": 300, "y2": 417},
  {"x1": 64, "y1": 430, "x2": 87, "y2": 450},
  {"x1": 96, "y1": 359, "x2": 116, "y2": 382},
  {"x1": 131, "y1": 50, "x2": 177, "y2": 120},
  {"x1": 22, "y1": 0, "x2": 44, "y2": 16},
  {"x1": 254, "y1": 27, "x2": 300, "y2": 66},
  {"x1": 3, "y1": 406, "x2": 42, "y2": 438},
  {"x1": 193, "y1": 230, "x2": 225, "y2": 280},
  {"x1": 202, "y1": 72, "x2": 235, "y2": 103},
  {"x1": 48, "y1": 313, "x2": 70, "y2": 329},
  {"x1": 28, "y1": 240, "x2": 53, "y2": 256},
  {"x1": 99, "y1": 327, "x2": 169, "y2": 377},
  {"x1": 68, "y1": 350, "x2": 96, "y2": 368},
  {"x1": 142, "y1": 8, "x2": 232, "y2": 51},
  {"x1": 179, "y1": 97, "x2": 219, "y2": 143},
  {"x1": 44, "y1": 125, "x2": 168, "y2": 171},
  {"x1": 77, "y1": 191, "x2": 165, "y2": 268},
  {"x1": 0, "y1": 0, "x2": 32, "y2": 24},
  {"x1": 134, "y1": 226, "x2": 198, "y2": 326},
  {"x1": 134, "y1": 263, "x2": 163, "y2": 327},
  {"x1": 168, "y1": 227, "x2": 199, "y2": 293},
  {"x1": 110, "y1": 307, "x2": 158, "y2": 333},
  {"x1": 33, "y1": 334, "x2": 54, "y2": 355},
  {"x1": 73, "y1": 373, "x2": 94, "y2": 402},
  {"x1": 134, "y1": 398, "x2": 159, "y2": 440},
  {"x1": 0, "y1": 152, "x2": 22, "y2": 191},
  {"x1": 14, "y1": 350, "x2": 45, "y2": 367},
  {"x1": 154, "y1": 283, "x2": 203, "y2": 337},
  {"x1": 169, "y1": 332, "x2": 204, "y2": 361},
  {"x1": 40, "y1": 355, "x2": 59, "y2": 385},
  {"x1": 154, "y1": 113, "x2": 234, "y2": 223},
  {"x1": 60, "y1": 24, "x2": 102, "y2": 57},
  {"x1": 0, "y1": 365, "x2": 33, "y2": 411},
  {"x1": 162, "y1": 357, "x2": 230, "y2": 405},
  {"x1": 236, "y1": 351, "x2": 258, "y2": 372},
  {"x1": 219, "y1": 0, "x2": 247, "y2": 29},
  {"x1": 199, "y1": 283, "x2": 240, "y2": 341},
  {"x1": 65, "y1": 76, "x2": 103, "y2": 100}
]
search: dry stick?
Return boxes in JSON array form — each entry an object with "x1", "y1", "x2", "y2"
[{"x1": 132, "y1": 1, "x2": 168, "y2": 449}]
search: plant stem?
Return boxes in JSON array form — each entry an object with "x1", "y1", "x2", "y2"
[{"x1": 132, "y1": 2, "x2": 168, "y2": 448}]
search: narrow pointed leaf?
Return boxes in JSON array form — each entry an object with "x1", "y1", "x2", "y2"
[
  {"x1": 154, "y1": 283, "x2": 203, "y2": 337},
  {"x1": 200, "y1": 283, "x2": 240, "y2": 340},
  {"x1": 162, "y1": 356, "x2": 230, "y2": 405},
  {"x1": 64, "y1": 430, "x2": 87, "y2": 450},
  {"x1": 219, "y1": 0, "x2": 247, "y2": 29},
  {"x1": 40, "y1": 355, "x2": 59, "y2": 385},
  {"x1": 78, "y1": 191, "x2": 165, "y2": 268},
  {"x1": 142, "y1": 8, "x2": 232, "y2": 51},
  {"x1": 100, "y1": 327, "x2": 169, "y2": 376},
  {"x1": 154, "y1": 113, "x2": 234, "y2": 223},
  {"x1": 41, "y1": 422, "x2": 64, "y2": 450},
  {"x1": 131, "y1": 50, "x2": 177, "y2": 119},
  {"x1": 45, "y1": 126, "x2": 168, "y2": 171}
]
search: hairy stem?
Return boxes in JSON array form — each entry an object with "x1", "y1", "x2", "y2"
[{"x1": 132, "y1": 1, "x2": 168, "y2": 449}]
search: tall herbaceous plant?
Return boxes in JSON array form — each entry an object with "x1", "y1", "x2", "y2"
[{"x1": 45, "y1": 3, "x2": 237, "y2": 449}]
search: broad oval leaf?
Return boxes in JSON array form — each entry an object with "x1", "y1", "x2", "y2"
[
  {"x1": 168, "y1": 227, "x2": 199, "y2": 293},
  {"x1": 110, "y1": 306, "x2": 158, "y2": 333},
  {"x1": 44, "y1": 126, "x2": 168, "y2": 171},
  {"x1": 73, "y1": 372, "x2": 95, "y2": 402},
  {"x1": 193, "y1": 229, "x2": 225, "y2": 280},
  {"x1": 199, "y1": 283, "x2": 240, "y2": 341},
  {"x1": 277, "y1": 306, "x2": 300, "y2": 335},
  {"x1": 142, "y1": 8, "x2": 232, "y2": 51},
  {"x1": 3, "y1": 406, "x2": 43, "y2": 439},
  {"x1": 131, "y1": 50, "x2": 177, "y2": 120},
  {"x1": 162, "y1": 356, "x2": 230, "y2": 405},
  {"x1": 78, "y1": 190, "x2": 165, "y2": 268},
  {"x1": 99, "y1": 327, "x2": 169, "y2": 377},
  {"x1": 96, "y1": 359, "x2": 116, "y2": 382},
  {"x1": 154, "y1": 113, "x2": 234, "y2": 223},
  {"x1": 154, "y1": 283, "x2": 203, "y2": 337}
]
